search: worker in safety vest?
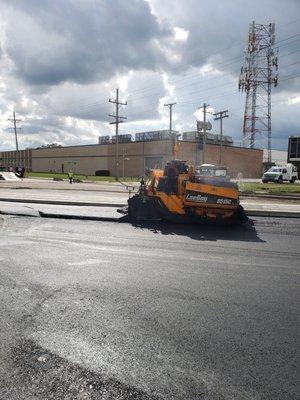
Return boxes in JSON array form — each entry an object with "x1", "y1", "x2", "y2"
[{"x1": 68, "y1": 171, "x2": 74, "y2": 184}]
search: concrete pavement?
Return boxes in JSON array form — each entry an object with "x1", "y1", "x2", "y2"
[
  {"x1": 1, "y1": 178, "x2": 300, "y2": 219},
  {"x1": 1, "y1": 189, "x2": 300, "y2": 219},
  {"x1": 0, "y1": 177, "x2": 138, "y2": 192},
  {"x1": 239, "y1": 198, "x2": 300, "y2": 217},
  {"x1": 0, "y1": 171, "x2": 21, "y2": 181},
  {"x1": 0, "y1": 201, "x2": 122, "y2": 220},
  {"x1": 1, "y1": 177, "x2": 299, "y2": 194}
]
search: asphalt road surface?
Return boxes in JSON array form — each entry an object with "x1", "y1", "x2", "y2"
[{"x1": 0, "y1": 215, "x2": 299, "y2": 400}]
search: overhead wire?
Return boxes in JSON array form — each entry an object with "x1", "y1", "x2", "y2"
[
  {"x1": 41, "y1": 26, "x2": 300, "y2": 125},
  {"x1": 51, "y1": 29, "x2": 300, "y2": 112},
  {"x1": 73, "y1": 59, "x2": 300, "y2": 118},
  {"x1": 59, "y1": 35, "x2": 300, "y2": 115}
]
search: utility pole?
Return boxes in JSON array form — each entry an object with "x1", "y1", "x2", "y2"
[
  {"x1": 109, "y1": 88, "x2": 127, "y2": 178},
  {"x1": 239, "y1": 22, "x2": 278, "y2": 163},
  {"x1": 198, "y1": 103, "x2": 210, "y2": 163},
  {"x1": 8, "y1": 111, "x2": 21, "y2": 151},
  {"x1": 213, "y1": 110, "x2": 229, "y2": 165},
  {"x1": 164, "y1": 102, "x2": 176, "y2": 159},
  {"x1": 8, "y1": 111, "x2": 22, "y2": 167}
]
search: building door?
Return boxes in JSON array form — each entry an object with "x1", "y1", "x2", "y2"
[
  {"x1": 145, "y1": 156, "x2": 163, "y2": 170},
  {"x1": 61, "y1": 163, "x2": 64, "y2": 173}
]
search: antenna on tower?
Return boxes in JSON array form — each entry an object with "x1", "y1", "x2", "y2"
[{"x1": 239, "y1": 21, "x2": 278, "y2": 163}]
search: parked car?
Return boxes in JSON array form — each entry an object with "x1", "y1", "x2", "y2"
[{"x1": 262, "y1": 163, "x2": 298, "y2": 183}]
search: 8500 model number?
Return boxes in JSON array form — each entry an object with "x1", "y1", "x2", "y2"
[{"x1": 216, "y1": 198, "x2": 232, "y2": 205}]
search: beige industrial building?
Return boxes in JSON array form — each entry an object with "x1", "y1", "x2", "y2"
[
  {"x1": 0, "y1": 138, "x2": 263, "y2": 178},
  {"x1": 0, "y1": 148, "x2": 32, "y2": 171}
]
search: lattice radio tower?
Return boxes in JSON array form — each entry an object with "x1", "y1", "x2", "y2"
[{"x1": 239, "y1": 21, "x2": 278, "y2": 163}]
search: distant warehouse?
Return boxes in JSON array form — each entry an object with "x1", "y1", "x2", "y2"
[{"x1": 0, "y1": 131, "x2": 263, "y2": 178}]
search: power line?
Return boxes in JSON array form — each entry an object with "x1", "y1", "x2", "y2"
[
  {"x1": 127, "y1": 39, "x2": 299, "y2": 100},
  {"x1": 43, "y1": 55, "x2": 295, "y2": 127},
  {"x1": 62, "y1": 53, "x2": 298, "y2": 118},
  {"x1": 69, "y1": 65, "x2": 300, "y2": 123},
  {"x1": 276, "y1": 18, "x2": 300, "y2": 30},
  {"x1": 124, "y1": 34, "x2": 299, "y2": 97},
  {"x1": 75, "y1": 61, "x2": 298, "y2": 119},
  {"x1": 123, "y1": 71, "x2": 300, "y2": 126},
  {"x1": 46, "y1": 31, "x2": 300, "y2": 113}
]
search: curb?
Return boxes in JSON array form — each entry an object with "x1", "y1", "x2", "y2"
[
  {"x1": 27, "y1": 177, "x2": 139, "y2": 185},
  {"x1": 241, "y1": 194, "x2": 300, "y2": 201},
  {"x1": 0, "y1": 210, "x2": 125, "y2": 222},
  {"x1": 0, "y1": 186, "x2": 137, "y2": 195},
  {"x1": 245, "y1": 210, "x2": 300, "y2": 218},
  {"x1": 0, "y1": 198, "x2": 299, "y2": 219},
  {"x1": 37, "y1": 210, "x2": 300, "y2": 220},
  {"x1": 1, "y1": 210, "x2": 299, "y2": 221},
  {"x1": 38, "y1": 211, "x2": 123, "y2": 222},
  {"x1": 0, "y1": 198, "x2": 125, "y2": 208},
  {"x1": 38, "y1": 211, "x2": 300, "y2": 220},
  {"x1": 0, "y1": 210, "x2": 39, "y2": 218}
]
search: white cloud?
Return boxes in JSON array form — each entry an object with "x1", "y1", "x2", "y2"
[
  {"x1": 199, "y1": 64, "x2": 221, "y2": 77},
  {"x1": 287, "y1": 95, "x2": 300, "y2": 105},
  {"x1": 174, "y1": 26, "x2": 189, "y2": 41},
  {"x1": 0, "y1": 0, "x2": 299, "y2": 152},
  {"x1": 193, "y1": 107, "x2": 214, "y2": 122}
]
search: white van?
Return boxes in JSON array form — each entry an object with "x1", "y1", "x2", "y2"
[{"x1": 262, "y1": 163, "x2": 298, "y2": 184}]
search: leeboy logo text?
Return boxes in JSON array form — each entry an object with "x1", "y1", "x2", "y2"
[{"x1": 186, "y1": 194, "x2": 208, "y2": 202}]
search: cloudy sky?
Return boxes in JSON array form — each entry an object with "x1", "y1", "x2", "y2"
[{"x1": 0, "y1": 0, "x2": 299, "y2": 152}]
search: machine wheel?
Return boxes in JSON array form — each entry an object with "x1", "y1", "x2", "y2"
[
  {"x1": 236, "y1": 205, "x2": 248, "y2": 223},
  {"x1": 290, "y1": 177, "x2": 296, "y2": 183},
  {"x1": 278, "y1": 176, "x2": 283, "y2": 184},
  {"x1": 127, "y1": 195, "x2": 161, "y2": 221},
  {"x1": 221, "y1": 205, "x2": 248, "y2": 226}
]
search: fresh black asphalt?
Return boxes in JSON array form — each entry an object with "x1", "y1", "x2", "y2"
[{"x1": 0, "y1": 215, "x2": 299, "y2": 399}]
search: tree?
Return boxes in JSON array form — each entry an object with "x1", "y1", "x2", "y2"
[{"x1": 39, "y1": 143, "x2": 62, "y2": 148}]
